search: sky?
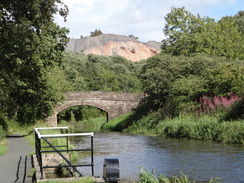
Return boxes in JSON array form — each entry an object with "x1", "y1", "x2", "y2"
[{"x1": 54, "y1": 0, "x2": 243, "y2": 42}]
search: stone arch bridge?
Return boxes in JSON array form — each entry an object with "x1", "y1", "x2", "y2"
[{"x1": 46, "y1": 91, "x2": 145, "y2": 126}]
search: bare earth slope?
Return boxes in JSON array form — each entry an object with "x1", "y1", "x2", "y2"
[{"x1": 65, "y1": 34, "x2": 161, "y2": 62}]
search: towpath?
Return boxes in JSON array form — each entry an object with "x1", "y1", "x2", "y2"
[{"x1": 0, "y1": 134, "x2": 33, "y2": 183}]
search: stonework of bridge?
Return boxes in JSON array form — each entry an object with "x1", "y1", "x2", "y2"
[{"x1": 46, "y1": 91, "x2": 144, "y2": 127}]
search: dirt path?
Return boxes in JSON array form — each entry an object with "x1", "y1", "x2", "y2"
[{"x1": 0, "y1": 134, "x2": 33, "y2": 183}]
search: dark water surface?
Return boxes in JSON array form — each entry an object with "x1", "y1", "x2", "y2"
[{"x1": 73, "y1": 132, "x2": 244, "y2": 183}]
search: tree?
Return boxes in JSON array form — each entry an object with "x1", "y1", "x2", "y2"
[
  {"x1": 198, "y1": 16, "x2": 243, "y2": 60},
  {"x1": 161, "y1": 7, "x2": 243, "y2": 60},
  {"x1": 233, "y1": 11, "x2": 244, "y2": 59},
  {"x1": 234, "y1": 11, "x2": 244, "y2": 36},
  {"x1": 161, "y1": 7, "x2": 213, "y2": 56},
  {"x1": 140, "y1": 53, "x2": 244, "y2": 115},
  {"x1": 0, "y1": 0, "x2": 69, "y2": 123},
  {"x1": 129, "y1": 35, "x2": 139, "y2": 40},
  {"x1": 90, "y1": 29, "x2": 103, "y2": 37}
]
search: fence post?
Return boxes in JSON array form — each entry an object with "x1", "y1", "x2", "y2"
[
  {"x1": 91, "y1": 134, "x2": 94, "y2": 176},
  {"x1": 66, "y1": 128, "x2": 68, "y2": 152}
]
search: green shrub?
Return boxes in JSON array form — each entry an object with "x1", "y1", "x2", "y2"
[
  {"x1": 101, "y1": 112, "x2": 135, "y2": 131},
  {"x1": 55, "y1": 162, "x2": 72, "y2": 177},
  {"x1": 59, "y1": 117, "x2": 107, "y2": 133},
  {"x1": 0, "y1": 126, "x2": 6, "y2": 142},
  {"x1": 0, "y1": 113, "x2": 8, "y2": 132},
  {"x1": 39, "y1": 177, "x2": 95, "y2": 183},
  {"x1": 223, "y1": 98, "x2": 244, "y2": 121},
  {"x1": 123, "y1": 112, "x2": 244, "y2": 144},
  {"x1": 0, "y1": 138, "x2": 8, "y2": 155},
  {"x1": 136, "y1": 168, "x2": 221, "y2": 183}
]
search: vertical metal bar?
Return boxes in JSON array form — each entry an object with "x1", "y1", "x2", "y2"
[
  {"x1": 91, "y1": 135, "x2": 94, "y2": 176},
  {"x1": 35, "y1": 131, "x2": 39, "y2": 165},
  {"x1": 35, "y1": 132, "x2": 37, "y2": 163},
  {"x1": 66, "y1": 128, "x2": 68, "y2": 152},
  {"x1": 39, "y1": 138, "x2": 44, "y2": 179}
]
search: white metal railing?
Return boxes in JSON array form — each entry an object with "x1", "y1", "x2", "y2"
[{"x1": 34, "y1": 127, "x2": 94, "y2": 179}]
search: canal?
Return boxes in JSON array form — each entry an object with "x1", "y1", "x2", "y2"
[{"x1": 73, "y1": 132, "x2": 244, "y2": 183}]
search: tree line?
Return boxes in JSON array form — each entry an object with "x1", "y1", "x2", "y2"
[
  {"x1": 141, "y1": 7, "x2": 243, "y2": 119},
  {"x1": 0, "y1": 2, "x2": 243, "y2": 130}
]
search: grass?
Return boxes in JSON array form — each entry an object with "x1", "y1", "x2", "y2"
[
  {"x1": 101, "y1": 112, "x2": 135, "y2": 131},
  {"x1": 0, "y1": 139, "x2": 8, "y2": 156},
  {"x1": 38, "y1": 177, "x2": 95, "y2": 183},
  {"x1": 136, "y1": 168, "x2": 221, "y2": 183},
  {"x1": 104, "y1": 112, "x2": 244, "y2": 144},
  {"x1": 1, "y1": 116, "x2": 230, "y2": 182},
  {"x1": 59, "y1": 117, "x2": 107, "y2": 132}
]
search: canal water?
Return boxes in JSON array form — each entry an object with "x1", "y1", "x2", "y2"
[{"x1": 73, "y1": 132, "x2": 244, "y2": 183}]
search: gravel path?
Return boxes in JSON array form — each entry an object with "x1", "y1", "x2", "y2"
[{"x1": 0, "y1": 134, "x2": 33, "y2": 183}]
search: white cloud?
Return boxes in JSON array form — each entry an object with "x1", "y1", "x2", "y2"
[{"x1": 55, "y1": 0, "x2": 243, "y2": 42}]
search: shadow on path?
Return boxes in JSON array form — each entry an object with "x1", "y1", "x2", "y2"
[
  {"x1": 14, "y1": 156, "x2": 33, "y2": 183},
  {"x1": 0, "y1": 134, "x2": 34, "y2": 183}
]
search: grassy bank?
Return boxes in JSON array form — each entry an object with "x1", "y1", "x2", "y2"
[
  {"x1": 136, "y1": 168, "x2": 221, "y2": 183},
  {"x1": 0, "y1": 116, "x2": 106, "y2": 157},
  {"x1": 39, "y1": 177, "x2": 95, "y2": 183},
  {"x1": 58, "y1": 117, "x2": 107, "y2": 133},
  {"x1": 0, "y1": 139, "x2": 8, "y2": 156},
  {"x1": 102, "y1": 112, "x2": 244, "y2": 144}
]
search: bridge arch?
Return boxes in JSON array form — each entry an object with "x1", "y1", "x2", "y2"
[
  {"x1": 46, "y1": 91, "x2": 144, "y2": 126},
  {"x1": 55, "y1": 101, "x2": 110, "y2": 122}
]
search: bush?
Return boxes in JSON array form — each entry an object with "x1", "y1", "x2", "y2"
[
  {"x1": 223, "y1": 98, "x2": 244, "y2": 121},
  {"x1": 0, "y1": 113, "x2": 8, "y2": 141},
  {"x1": 0, "y1": 138, "x2": 8, "y2": 155},
  {"x1": 0, "y1": 126, "x2": 6, "y2": 142},
  {"x1": 123, "y1": 112, "x2": 244, "y2": 144},
  {"x1": 136, "y1": 168, "x2": 221, "y2": 183},
  {"x1": 101, "y1": 112, "x2": 135, "y2": 131},
  {"x1": 0, "y1": 113, "x2": 8, "y2": 132},
  {"x1": 140, "y1": 53, "x2": 244, "y2": 116}
]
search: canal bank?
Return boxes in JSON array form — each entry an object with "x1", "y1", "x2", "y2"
[{"x1": 73, "y1": 132, "x2": 244, "y2": 183}]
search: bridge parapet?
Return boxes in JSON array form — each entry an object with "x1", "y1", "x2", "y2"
[
  {"x1": 65, "y1": 91, "x2": 144, "y2": 101},
  {"x1": 46, "y1": 91, "x2": 144, "y2": 127}
]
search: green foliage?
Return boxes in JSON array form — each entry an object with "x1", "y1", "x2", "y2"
[
  {"x1": 0, "y1": 113, "x2": 8, "y2": 132},
  {"x1": 0, "y1": 0, "x2": 69, "y2": 124},
  {"x1": 59, "y1": 115, "x2": 107, "y2": 133},
  {"x1": 223, "y1": 98, "x2": 244, "y2": 121},
  {"x1": 206, "y1": 61, "x2": 244, "y2": 96},
  {"x1": 125, "y1": 112, "x2": 244, "y2": 144},
  {"x1": 162, "y1": 7, "x2": 209, "y2": 56},
  {"x1": 0, "y1": 139, "x2": 8, "y2": 156},
  {"x1": 140, "y1": 54, "x2": 176, "y2": 110},
  {"x1": 56, "y1": 162, "x2": 72, "y2": 178},
  {"x1": 129, "y1": 34, "x2": 139, "y2": 39},
  {"x1": 39, "y1": 177, "x2": 95, "y2": 183},
  {"x1": 71, "y1": 117, "x2": 107, "y2": 132},
  {"x1": 101, "y1": 112, "x2": 135, "y2": 131},
  {"x1": 58, "y1": 106, "x2": 106, "y2": 123},
  {"x1": 90, "y1": 29, "x2": 103, "y2": 37},
  {"x1": 140, "y1": 53, "x2": 244, "y2": 116},
  {"x1": 162, "y1": 7, "x2": 243, "y2": 60},
  {"x1": 62, "y1": 52, "x2": 143, "y2": 93},
  {"x1": 136, "y1": 168, "x2": 221, "y2": 183},
  {"x1": 0, "y1": 126, "x2": 6, "y2": 142},
  {"x1": 58, "y1": 52, "x2": 143, "y2": 126},
  {"x1": 136, "y1": 168, "x2": 160, "y2": 183}
]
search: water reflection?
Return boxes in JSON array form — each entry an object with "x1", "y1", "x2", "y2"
[{"x1": 72, "y1": 132, "x2": 244, "y2": 183}]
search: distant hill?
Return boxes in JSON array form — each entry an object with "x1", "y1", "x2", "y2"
[{"x1": 65, "y1": 34, "x2": 162, "y2": 62}]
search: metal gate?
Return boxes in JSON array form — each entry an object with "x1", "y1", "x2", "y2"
[{"x1": 34, "y1": 127, "x2": 94, "y2": 179}]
